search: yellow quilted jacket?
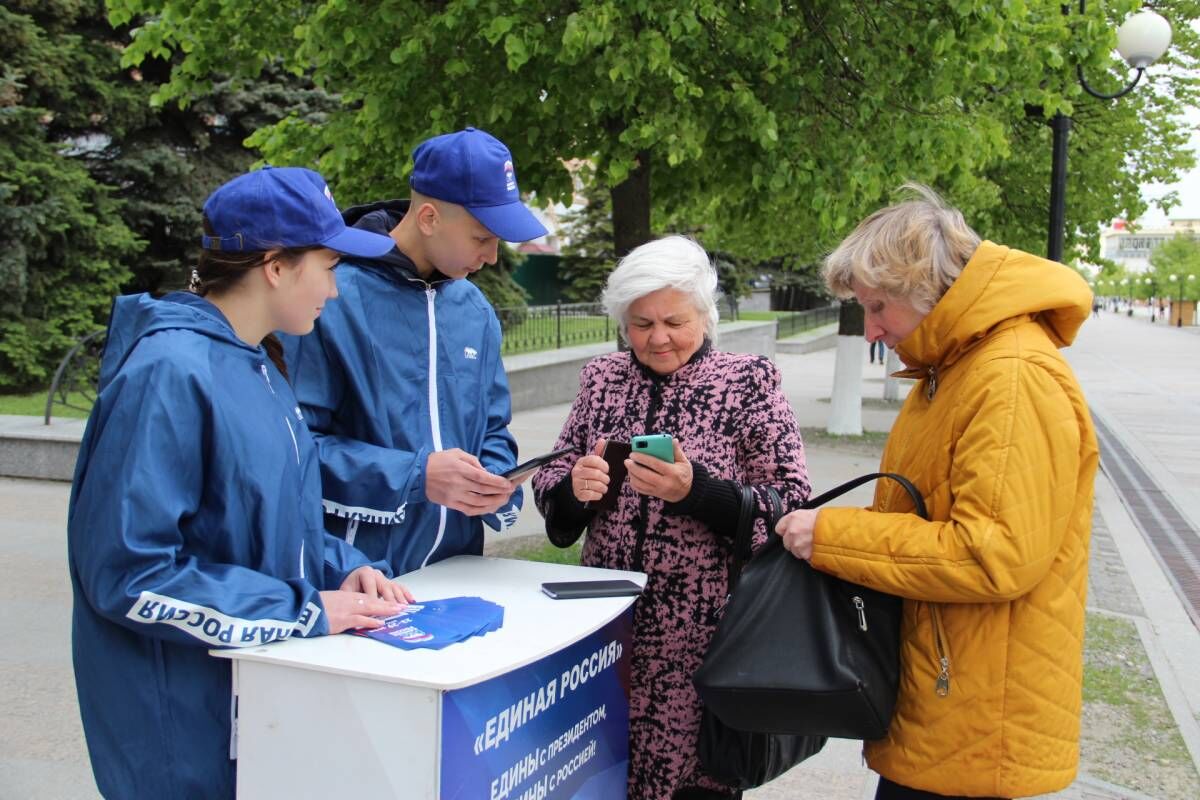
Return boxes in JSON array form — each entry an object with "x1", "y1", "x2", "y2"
[{"x1": 811, "y1": 241, "x2": 1099, "y2": 798}]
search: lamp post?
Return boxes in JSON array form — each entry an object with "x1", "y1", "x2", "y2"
[
  {"x1": 1190, "y1": 275, "x2": 1197, "y2": 325},
  {"x1": 1169, "y1": 273, "x2": 1180, "y2": 324},
  {"x1": 1168, "y1": 273, "x2": 1195, "y2": 326},
  {"x1": 1121, "y1": 277, "x2": 1131, "y2": 314},
  {"x1": 1144, "y1": 276, "x2": 1157, "y2": 321},
  {"x1": 1047, "y1": 4, "x2": 1172, "y2": 263}
]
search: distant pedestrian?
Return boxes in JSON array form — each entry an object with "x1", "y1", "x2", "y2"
[
  {"x1": 1092, "y1": 300, "x2": 1100, "y2": 319},
  {"x1": 869, "y1": 338, "x2": 885, "y2": 363}
]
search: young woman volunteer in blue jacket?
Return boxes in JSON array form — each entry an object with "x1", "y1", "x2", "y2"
[{"x1": 68, "y1": 167, "x2": 413, "y2": 800}]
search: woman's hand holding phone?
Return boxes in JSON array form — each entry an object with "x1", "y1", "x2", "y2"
[{"x1": 628, "y1": 437, "x2": 693, "y2": 503}]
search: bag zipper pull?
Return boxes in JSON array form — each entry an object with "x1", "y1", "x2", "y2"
[{"x1": 852, "y1": 596, "x2": 868, "y2": 631}]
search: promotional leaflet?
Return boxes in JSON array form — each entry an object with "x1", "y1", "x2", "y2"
[{"x1": 353, "y1": 596, "x2": 504, "y2": 650}]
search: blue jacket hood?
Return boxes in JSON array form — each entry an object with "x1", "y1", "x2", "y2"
[
  {"x1": 100, "y1": 292, "x2": 253, "y2": 390},
  {"x1": 342, "y1": 199, "x2": 453, "y2": 284}
]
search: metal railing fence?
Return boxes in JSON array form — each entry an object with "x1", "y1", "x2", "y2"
[
  {"x1": 774, "y1": 304, "x2": 839, "y2": 338},
  {"x1": 497, "y1": 302, "x2": 613, "y2": 354}
]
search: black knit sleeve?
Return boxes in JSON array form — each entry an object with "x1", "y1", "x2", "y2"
[
  {"x1": 542, "y1": 474, "x2": 595, "y2": 548},
  {"x1": 661, "y1": 463, "x2": 743, "y2": 538}
]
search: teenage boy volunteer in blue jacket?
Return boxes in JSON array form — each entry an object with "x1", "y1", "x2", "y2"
[{"x1": 284, "y1": 128, "x2": 548, "y2": 575}]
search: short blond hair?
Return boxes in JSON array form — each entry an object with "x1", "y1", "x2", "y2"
[{"x1": 822, "y1": 183, "x2": 981, "y2": 313}]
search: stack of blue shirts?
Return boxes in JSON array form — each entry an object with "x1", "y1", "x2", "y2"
[{"x1": 353, "y1": 596, "x2": 505, "y2": 651}]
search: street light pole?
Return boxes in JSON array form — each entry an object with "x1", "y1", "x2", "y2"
[
  {"x1": 1045, "y1": 4, "x2": 1172, "y2": 263},
  {"x1": 1048, "y1": 113, "x2": 1072, "y2": 263}
]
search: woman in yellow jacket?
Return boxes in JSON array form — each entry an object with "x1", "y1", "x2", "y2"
[{"x1": 776, "y1": 184, "x2": 1098, "y2": 800}]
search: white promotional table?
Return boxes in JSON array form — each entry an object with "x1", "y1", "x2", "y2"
[{"x1": 213, "y1": 556, "x2": 645, "y2": 799}]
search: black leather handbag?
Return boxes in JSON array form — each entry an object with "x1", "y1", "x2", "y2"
[
  {"x1": 695, "y1": 484, "x2": 826, "y2": 789},
  {"x1": 695, "y1": 472, "x2": 928, "y2": 779}
]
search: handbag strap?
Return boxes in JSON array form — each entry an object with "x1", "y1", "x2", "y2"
[
  {"x1": 728, "y1": 485, "x2": 782, "y2": 593},
  {"x1": 800, "y1": 472, "x2": 929, "y2": 520},
  {"x1": 725, "y1": 474, "x2": 926, "y2": 593}
]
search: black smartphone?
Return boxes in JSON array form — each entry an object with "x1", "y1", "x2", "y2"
[
  {"x1": 586, "y1": 440, "x2": 632, "y2": 511},
  {"x1": 540, "y1": 579, "x2": 644, "y2": 600},
  {"x1": 501, "y1": 447, "x2": 574, "y2": 481}
]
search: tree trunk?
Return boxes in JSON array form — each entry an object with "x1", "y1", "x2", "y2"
[
  {"x1": 610, "y1": 150, "x2": 652, "y2": 257},
  {"x1": 828, "y1": 302, "x2": 865, "y2": 435},
  {"x1": 836, "y1": 301, "x2": 864, "y2": 336},
  {"x1": 882, "y1": 347, "x2": 902, "y2": 402}
]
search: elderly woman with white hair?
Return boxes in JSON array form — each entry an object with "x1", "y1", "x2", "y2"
[
  {"x1": 532, "y1": 235, "x2": 811, "y2": 800},
  {"x1": 775, "y1": 184, "x2": 1099, "y2": 800}
]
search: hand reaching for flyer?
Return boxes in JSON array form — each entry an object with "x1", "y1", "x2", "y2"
[{"x1": 319, "y1": 567, "x2": 414, "y2": 634}]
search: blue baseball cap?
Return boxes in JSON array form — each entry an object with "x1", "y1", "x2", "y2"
[
  {"x1": 201, "y1": 167, "x2": 394, "y2": 258},
  {"x1": 410, "y1": 127, "x2": 548, "y2": 242}
]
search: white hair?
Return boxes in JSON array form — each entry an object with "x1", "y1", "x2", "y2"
[{"x1": 601, "y1": 235, "x2": 721, "y2": 343}]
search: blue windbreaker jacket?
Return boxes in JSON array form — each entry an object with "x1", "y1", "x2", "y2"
[
  {"x1": 282, "y1": 200, "x2": 521, "y2": 576},
  {"x1": 69, "y1": 292, "x2": 380, "y2": 800}
]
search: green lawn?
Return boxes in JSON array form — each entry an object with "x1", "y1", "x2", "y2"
[
  {"x1": 737, "y1": 311, "x2": 794, "y2": 320},
  {"x1": 738, "y1": 309, "x2": 838, "y2": 339},
  {"x1": 0, "y1": 389, "x2": 92, "y2": 419},
  {"x1": 1081, "y1": 612, "x2": 1200, "y2": 796},
  {"x1": 508, "y1": 537, "x2": 583, "y2": 566}
]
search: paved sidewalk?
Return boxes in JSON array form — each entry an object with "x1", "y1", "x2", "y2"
[{"x1": 1, "y1": 310, "x2": 1197, "y2": 799}]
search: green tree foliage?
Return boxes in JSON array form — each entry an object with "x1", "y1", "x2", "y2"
[
  {"x1": 558, "y1": 189, "x2": 615, "y2": 303},
  {"x1": 1150, "y1": 235, "x2": 1200, "y2": 300},
  {"x1": 108, "y1": 0, "x2": 1199, "y2": 268},
  {"x1": 1, "y1": 0, "x2": 139, "y2": 391},
  {"x1": 95, "y1": 64, "x2": 341, "y2": 295},
  {"x1": 1, "y1": 0, "x2": 351, "y2": 390},
  {"x1": 468, "y1": 243, "x2": 530, "y2": 316}
]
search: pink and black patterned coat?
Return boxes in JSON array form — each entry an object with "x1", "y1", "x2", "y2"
[{"x1": 533, "y1": 344, "x2": 811, "y2": 799}]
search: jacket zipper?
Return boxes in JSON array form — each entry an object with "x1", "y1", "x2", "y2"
[
  {"x1": 632, "y1": 378, "x2": 664, "y2": 573},
  {"x1": 259, "y1": 363, "x2": 305, "y2": 579},
  {"x1": 930, "y1": 603, "x2": 951, "y2": 696},
  {"x1": 421, "y1": 285, "x2": 448, "y2": 568}
]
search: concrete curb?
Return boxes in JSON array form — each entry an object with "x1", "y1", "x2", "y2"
[
  {"x1": 0, "y1": 415, "x2": 86, "y2": 482},
  {"x1": 776, "y1": 322, "x2": 838, "y2": 354},
  {"x1": 1093, "y1": 465, "x2": 1200, "y2": 768},
  {"x1": 1086, "y1": 395, "x2": 1200, "y2": 548}
]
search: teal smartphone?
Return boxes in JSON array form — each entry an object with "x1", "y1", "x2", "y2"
[{"x1": 631, "y1": 433, "x2": 674, "y2": 463}]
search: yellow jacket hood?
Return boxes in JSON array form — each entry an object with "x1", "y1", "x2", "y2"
[{"x1": 897, "y1": 241, "x2": 1093, "y2": 373}]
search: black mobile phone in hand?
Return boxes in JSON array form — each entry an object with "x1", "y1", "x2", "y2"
[
  {"x1": 586, "y1": 440, "x2": 632, "y2": 511},
  {"x1": 501, "y1": 447, "x2": 574, "y2": 481}
]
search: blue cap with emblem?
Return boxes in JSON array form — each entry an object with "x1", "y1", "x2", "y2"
[
  {"x1": 409, "y1": 127, "x2": 548, "y2": 243},
  {"x1": 201, "y1": 167, "x2": 394, "y2": 258}
]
